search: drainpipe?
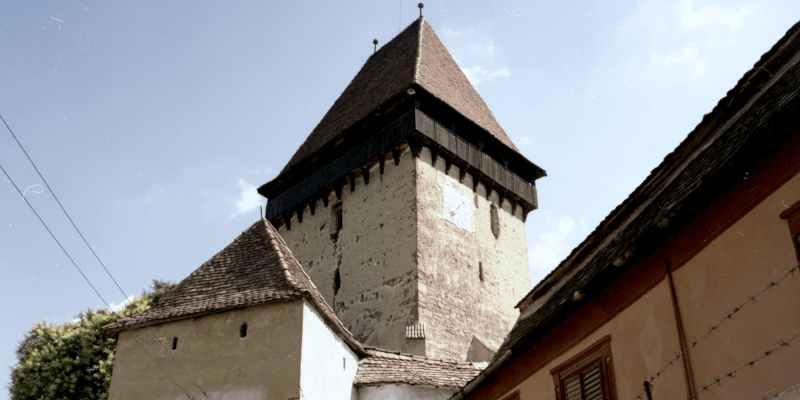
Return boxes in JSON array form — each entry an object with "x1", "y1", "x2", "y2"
[{"x1": 665, "y1": 259, "x2": 698, "y2": 399}]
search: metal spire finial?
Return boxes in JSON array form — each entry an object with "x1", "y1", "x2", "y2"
[
  {"x1": 373, "y1": 39, "x2": 379, "y2": 54},
  {"x1": 418, "y1": 3, "x2": 424, "y2": 17}
]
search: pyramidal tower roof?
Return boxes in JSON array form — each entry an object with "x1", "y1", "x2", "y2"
[
  {"x1": 103, "y1": 219, "x2": 366, "y2": 355},
  {"x1": 280, "y1": 17, "x2": 518, "y2": 175}
]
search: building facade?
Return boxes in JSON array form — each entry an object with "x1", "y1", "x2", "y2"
[{"x1": 455, "y1": 19, "x2": 800, "y2": 400}]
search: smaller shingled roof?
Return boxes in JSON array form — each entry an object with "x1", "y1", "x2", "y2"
[
  {"x1": 103, "y1": 218, "x2": 365, "y2": 355},
  {"x1": 354, "y1": 348, "x2": 484, "y2": 388}
]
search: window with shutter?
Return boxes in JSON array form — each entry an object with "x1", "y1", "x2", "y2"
[{"x1": 551, "y1": 336, "x2": 616, "y2": 400}]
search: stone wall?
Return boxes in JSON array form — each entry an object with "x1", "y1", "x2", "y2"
[
  {"x1": 276, "y1": 143, "x2": 532, "y2": 361},
  {"x1": 107, "y1": 301, "x2": 304, "y2": 400},
  {"x1": 278, "y1": 146, "x2": 419, "y2": 352},
  {"x1": 415, "y1": 146, "x2": 531, "y2": 361}
]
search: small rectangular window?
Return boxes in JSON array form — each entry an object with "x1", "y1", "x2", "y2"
[
  {"x1": 331, "y1": 203, "x2": 343, "y2": 239},
  {"x1": 551, "y1": 336, "x2": 615, "y2": 400},
  {"x1": 172, "y1": 337, "x2": 178, "y2": 350}
]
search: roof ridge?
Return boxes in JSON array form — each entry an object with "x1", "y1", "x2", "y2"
[
  {"x1": 364, "y1": 347, "x2": 481, "y2": 367},
  {"x1": 260, "y1": 218, "x2": 305, "y2": 293},
  {"x1": 412, "y1": 17, "x2": 425, "y2": 83}
]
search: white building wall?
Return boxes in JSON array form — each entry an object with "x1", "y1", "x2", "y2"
[
  {"x1": 299, "y1": 299, "x2": 360, "y2": 400},
  {"x1": 358, "y1": 384, "x2": 457, "y2": 400}
]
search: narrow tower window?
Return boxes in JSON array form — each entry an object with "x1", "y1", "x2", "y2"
[
  {"x1": 240, "y1": 323, "x2": 248, "y2": 338},
  {"x1": 333, "y1": 267, "x2": 341, "y2": 296},
  {"x1": 490, "y1": 204, "x2": 500, "y2": 239},
  {"x1": 479, "y1": 262, "x2": 484, "y2": 282},
  {"x1": 331, "y1": 203, "x2": 343, "y2": 240},
  {"x1": 172, "y1": 337, "x2": 178, "y2": 350}
]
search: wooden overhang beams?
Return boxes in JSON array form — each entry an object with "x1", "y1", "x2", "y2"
[{"x1": 261, "y1": 105, "x2": 546, "y2": 222}]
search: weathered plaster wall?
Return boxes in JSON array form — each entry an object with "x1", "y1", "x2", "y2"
[
  {"x1": 499, "y1": 280, "x2": 685, "y2": 400},
  {"x1": 415, "y1": 146, "x2": 531, "y2": 361},
  {"x1": 278, "y1": 146, "x2": 418, "y2": 351},
  {"x1": 300, "y1": 300, "x2": 359, "y2": 400},
  {"x1": 107, "y1": 301, "x2": 304, "y2": 400},
  {"x1": 669, "y1": 171, "x2": 800, "y2": 400},
  {"x1": 357, "y1": 384, "x2": 456, "y2": 400}
]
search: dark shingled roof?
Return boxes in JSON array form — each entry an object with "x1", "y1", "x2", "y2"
[
  {"x1": 452, "y1": 18, "x2": 800, "y2": 400},
  {"x1": 279, "y1": 17, "x2": 517, "y2": 176},
  {"x1": 355, "y1": 348, "x2": 483, "y2": 388},
  {"x1": 103, "y1": 219, "x2": 365, "y2": 355}
]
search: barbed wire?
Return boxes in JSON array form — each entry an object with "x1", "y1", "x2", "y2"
[
  {"x1": 635, "y1": 262, "x2": 799, "y2": 400},
  {"x1": 689, "y1": 330, "x2": 800, "y2": 399}
]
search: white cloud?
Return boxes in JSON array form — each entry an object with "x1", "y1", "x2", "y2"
[
  {"x1": 650, "y1": 42, "x2": 709, "y2": 77},
  {"x1": 580, "y1": 218, "x2": 590, "y2": 233},
  {"x1": 229, "y1": 178, "x2": 265, "y2": 219},
  {"x1": 529, "y1": 211, "x2": 576, "y2": 283},
  {"x1": 519, "y1": 137, "x2": 533, "y2": 148},
  {"x1": 678, "y1": 0, "x2": 754, "y2": 33},
  {"x1": 463, "y1": 66, "x2": 511, "y2": 86},
  {"x1": 441, "y1": 23, "x2": 510, "y2": 86},
  {"x1": 108, "y1": 295, "x2": 136, "y2": 312}
]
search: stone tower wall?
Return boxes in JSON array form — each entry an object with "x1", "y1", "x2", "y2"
[
  {"x1": 277, "y1": 146, "x2": 418, "y2": 352},
  {"x1": 415, "y1": 147, "x2": 531, "y2": 361}
]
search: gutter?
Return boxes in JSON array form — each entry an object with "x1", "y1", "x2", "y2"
[{"x1": 450, "y1": 350, "x2": 513, "y2": 400}]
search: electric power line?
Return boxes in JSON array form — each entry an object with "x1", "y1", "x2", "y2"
[
  {"x1": 0, "y1": 162, "x2": 197, "y2": 399},
  {"x1": 2, "y1": 113, "x2": 208, "y2": 397}
]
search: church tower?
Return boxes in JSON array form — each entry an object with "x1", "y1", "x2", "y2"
[{"x1": 259, "y1": 17, "x2": 546, "y2": 361}]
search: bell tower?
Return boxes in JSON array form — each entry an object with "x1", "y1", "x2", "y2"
[{"x1": 258, "y1": 17, "x2": 546, "y2": 361}]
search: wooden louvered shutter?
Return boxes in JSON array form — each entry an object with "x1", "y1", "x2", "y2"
[
  {"x1": 581, "y1": 364, "x2": 604, "y2": 400},
  {"x1": 551, "y1": 336, "x2": 616, "y2": 400},
  {"x1": 563, "y1": 363, "x2": 604, "y2": 400}
]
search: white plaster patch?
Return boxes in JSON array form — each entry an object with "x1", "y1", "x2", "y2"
[
  {"x1": 300, "y1": 300, "x2": 359, "y2": 400},
  {"x1": 439, "y1": 177, "x2": 472, "y2": 232}
]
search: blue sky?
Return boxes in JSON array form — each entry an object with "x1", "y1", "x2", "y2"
[{"x1": 1, "y1": 0, "x2": 798, "y2": 395}]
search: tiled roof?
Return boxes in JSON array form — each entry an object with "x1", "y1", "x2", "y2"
[
  {"x1": 103, "y1": 219, "x2": 365, "y2": 355},
  {"x1": 279, "y1": 17, "x2": 517, "y2": 176},
  {"x1": 355, "y1": 348, "x2": 483, "y2": 388},
  {"x1": 469, "y1": 19, "x2": 800, "y2": 386}
]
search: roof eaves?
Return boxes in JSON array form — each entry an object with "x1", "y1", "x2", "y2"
[{"x1": 517, "y1": 19, "x2": 800, "y2": 312}]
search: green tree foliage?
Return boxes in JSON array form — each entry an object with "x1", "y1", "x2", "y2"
[{"x1": 7, "y1": 279, "x2": 175, "y2": 400}]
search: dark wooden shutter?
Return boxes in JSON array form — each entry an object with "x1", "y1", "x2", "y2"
[
  {"x1": 582, "y1": 365, "x2": 604, "y2": 400},
  {"x1": 563, "y1": 364, "x2": 605, "y2": 400},
  {"x1": 564, "y1": 374, "x2": 583, "y2": 400}
]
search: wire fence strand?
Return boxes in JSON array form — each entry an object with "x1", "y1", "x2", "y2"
[
  {"x1": 635, "y1": 262, "x2": 799, "y2": 400},
  {"x1": 689, "y1": 330, "x2": 800, "y2": 399}
]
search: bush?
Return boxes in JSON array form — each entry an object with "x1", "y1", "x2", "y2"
[{"x1": 7, "y1": 279, "x2": 175, "y2": 400}]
